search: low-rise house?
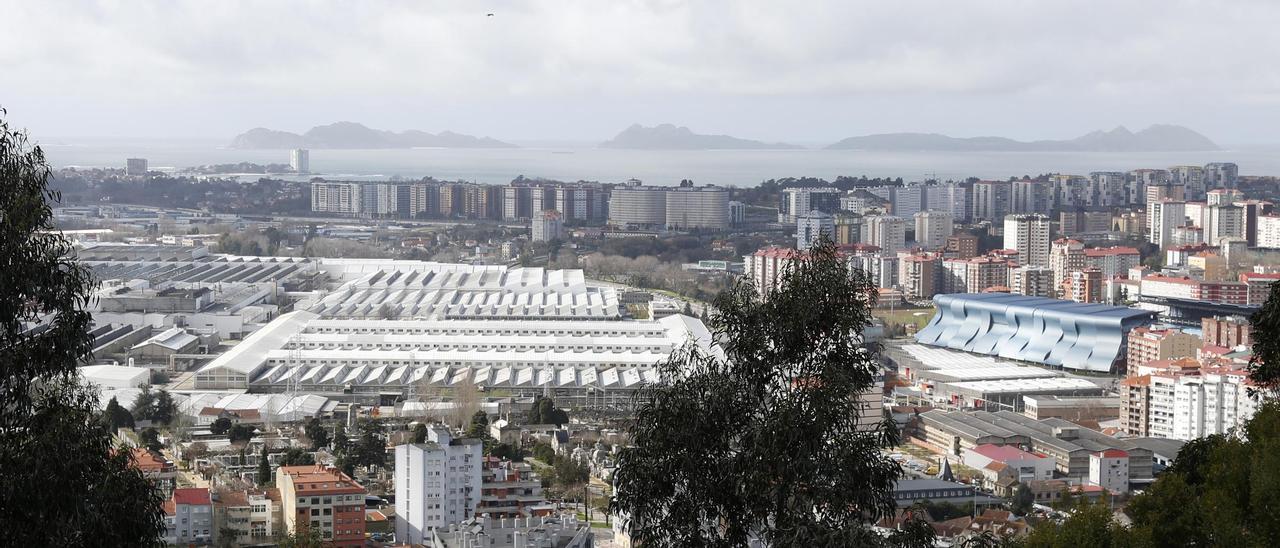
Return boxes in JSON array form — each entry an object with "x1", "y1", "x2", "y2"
[
  {"x1": 213, "y1": 488, "x2": 281, "y2": 547},
  {"x1": 961, "y1": 444, "x2": 1056, "y2": 486},
  {"x1": 478, "y1": 458, "x2": 550, "y2": 518},
  {"x1": 128, "y1": 447, "x2": 177, "y2": 497},
  {"x1": 277, "y1": 464, "x2": 367, "y2": 548},
  {"x1": 164, "y1": 488, "x2": 214, "y2": 546}
]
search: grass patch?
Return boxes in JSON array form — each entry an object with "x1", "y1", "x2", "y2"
[{"x1": 873, "y1": 308, "x2": 935, "y2": 330}]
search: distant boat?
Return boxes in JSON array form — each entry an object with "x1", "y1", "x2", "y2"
[{"x1": 551, "y1": 151, "x2": 574, "y2": 154}]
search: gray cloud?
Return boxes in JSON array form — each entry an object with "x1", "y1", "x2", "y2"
[{"x1": 2, "y1": 0, "x2": 1279, "y2": 142}]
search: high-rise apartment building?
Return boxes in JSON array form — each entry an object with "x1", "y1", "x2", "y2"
[
  {"x1": 1204, "y1": 204, "x2": 1244, "y2": 245},
  {"x1": 1234, "y1": 199, "x2": 1271, "y2": 247},
  {"x1": 1010, "y1": 266, "x2": 1054, "y2": 298},
  {"x1": 778, "y1": 187, "x2": 842, "y2": 223},
  {"x1": 503, "y1": 184, "x2": 534, "y2": 221},
  {"x1": 1069, "y1": 267, "x2": 1103, "y2": 303},
  {"x1": 1011, "y1": 180, "x2": 1052, "y2": 215},
  {"x1": 1257, "y1": 215, "x2": 1280, "y2": 249},
  {"x1": 1169, "y1": 165, "x2": 1205, "y2": 200},
  {"x1": 1003, "y1": 214, "x2": 1051, "y2": 267},
  {"x1": 1148, "y1": 199, "x2": 1187, "y2": 249},
  {"x1": 1203, "y1": 162, "x2": 1239, "y2": 190},
  {"x1": 1206, "y1": 188, "x2": 1243, "y2": 206},
  {"x1": 395, "y1": 427, "x2": 483, "y2": 544},
  {"x1": 665, "y1": 183, "x2": 729, "y2": 230},
  {"x1": 898, "y1": 252, "x2": 940, "y2": 300},
  {"x1": 290, "y1": 149, "x2": 310, "y2": 173},
  {"x1": 1127, "y1": 169, "x2": 1170, "y2": 205},
  {"x1": 608, "y1": 180, "x2": 666, "y2": 228},
  {"x1": 1088, "y1": 171, "x2": 1128, "y2": 207},
  {"x1": 1084, "y1": 247, "x2": 1141, "y2": 279},
  {"x1": 833, "y1": 213, "x2": 861, "y2": 245},
  {"x1": 1047, "y1": 175, "x2": 1089, "y2": 211},
  {"x1": 531, "y1": 210, "x2": 564, "y2": 242},
  {"x1": 964, "y1": 256, "x2": 1010, "y2": 293},
  {"x1": 864, "y1": 215, "x2": 906, "y2": 255},
  {"x1": 1127, "y1": 327, "x2": 1200, "y2": 370},
  {"x1": 1202, "y1": 316, "x2": 1253, "y2": 348},
  {"x1": 1059, "y1": 208, "x2": 1112, "y2": 237},
  {"x1": 126, "y1": 157, "x2": 149, "y2": 176},
  {"x1": 1049, "y1": 239, "x2": 1085, "y2": 299},
  {"x1": 913, "y1": 211, "x2": 953, "y2": 250},
  {"x1": 923, "y1": 183, "x2": 971, "y2": 221},
  {"x1": 971, "y1": 181, "x2": 1011, "y2": 222},
  {"x1": 945, "y1": 233, "x2": 979, "y2": 259},
  {"x1": 796, "y1": 210, "x2": 835, "y2": 251},
  {"x1": 311, "y1": 181, "x2": 362, "y2": 215}
]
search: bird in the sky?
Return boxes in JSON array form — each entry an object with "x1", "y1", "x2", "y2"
[{"x1": 487, "y1": 13, "x2": 494, "y2": 17}]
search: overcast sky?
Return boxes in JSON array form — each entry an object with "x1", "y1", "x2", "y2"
[{"x1": 3, "y1": 1, "x2": 1279, "y2": 144}]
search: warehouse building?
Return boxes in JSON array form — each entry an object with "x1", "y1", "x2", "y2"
[
  {"x1": 917, "y1": 409, "x2": 1181, "y2": 480},
  {"x1": 194, "y1": 261, "x2": 712, "y2": 408}
]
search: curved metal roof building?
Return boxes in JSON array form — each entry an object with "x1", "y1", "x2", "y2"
[{"x1": 914, "y1": 293, "x2": 1156, "y2": 373}]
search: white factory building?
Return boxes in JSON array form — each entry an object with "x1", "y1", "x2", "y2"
[
  {"x1": 887, "y1": 343, "x2": 1105, "y2": 412},
  {"x1": 194, "y1": 261, "x2": 713, "y2": 407}
]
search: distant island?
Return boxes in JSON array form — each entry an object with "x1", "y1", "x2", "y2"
[
  {"x1": 184, "y1": 162, "x2": 292, "y2": 175},
  {"x1": 825, "y1": 125, "x2": 1220, "y2": 152},
  {"x1": 230, "y1": 121, "x2": 517, "y2": 149},
  {"x1": 601, "y1": 124, "x2": 803, "y2": 150}
]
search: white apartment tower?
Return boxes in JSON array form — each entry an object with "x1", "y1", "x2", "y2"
[
  {"x1": 1148, "y1": 200, "x2": 1187, "y2": 249},
  {"x1": 531, "y1": 210, "x2": 564, "y2": 242},
  {"x1": 395, "y1": 427, "x2": 484, "y2": 544},
  {"x1": 290, "y1": 149, "x2": 310, "y2": 173},
  {"x1": 864, "y1": 215, "x2": 907, "y2": 255},
  {"x1": 1003, "y1": 214, "x2": 1051, "y2": 267},
  {"x1": 796, "y1": 210, "x2": 835, "y2": 251},
  {"x1": 914, "y1": 211, "x2": 954, "y2": 250},
  {"x1": 1204, "y1": 204, "x2": 1244, "y2": 246}
]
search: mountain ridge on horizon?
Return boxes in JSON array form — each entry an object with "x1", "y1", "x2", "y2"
[
  {"x1": 229, "y1": 121, "x2": 517, "y2": 149},
  {"x1": 600, "y1": 123, "x2": 804, "y2": 150},
  {"x1": 826, "y1": 124, "x2": 1220, "y2": 152}
]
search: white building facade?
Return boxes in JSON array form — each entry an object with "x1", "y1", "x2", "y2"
[{"x1": 395, "y1": 427, "x2": 484, "y2": 544}]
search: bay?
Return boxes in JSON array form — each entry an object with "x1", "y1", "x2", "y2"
[{"x1": 36, "y1": 137, "x2": 1280, "y2": 186}]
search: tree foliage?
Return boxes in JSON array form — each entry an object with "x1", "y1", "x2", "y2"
[
  {"x1": 1011, "y1": 482, "x2": 1035, "y2": 516},
  {"x1": 280, "y1": 447, "x2": 315, "y2": 466},
  {"x1": 527, "y1": 396, "x2": 569, "y2": 426},
  {"x1": 104, "y1": 396, "x2": 135, "y2": 430},
  {"x1": 228, "y1": 424, "x2": 256, "y2": 445},
  {"x1": 210, "y1": 417, "x2": 233, "y2": 435},
  {"x1": 275, "y1": 528, "x2": 325, "y2": 548},
  {"x1": 611, "y1": 239, "x2": 910, "y2": 547},
  {"x1": 0, "y1": 109, "x2": 166, "y2": 544},
  {"x1": 304, "y1": 418, "x2": 330, "y2": 451},
  {"x1": 139, "y1": 427, "x2": 164, "y2": 453},
  {"x1": 1249, "y1": 280, "x2": 1280, "y2": 393},
  {"x1": 257, "y1": 444, "x2": 272, "y2": 486},
  {"x1": 130, "y1": 385, "x2": 178, "y2": 426}
]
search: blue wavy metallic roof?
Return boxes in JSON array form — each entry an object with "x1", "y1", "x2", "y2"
[{"x1": 914, "y1": 293, "x2": 1156, "y2": 373}]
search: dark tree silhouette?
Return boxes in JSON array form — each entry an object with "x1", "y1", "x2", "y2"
[
  {"x1": 611, "y1": 239, "x2": 920, "y2": 547},
  {"x1": 0, "y1": 108, "x2": 165, "y2": 546}
]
